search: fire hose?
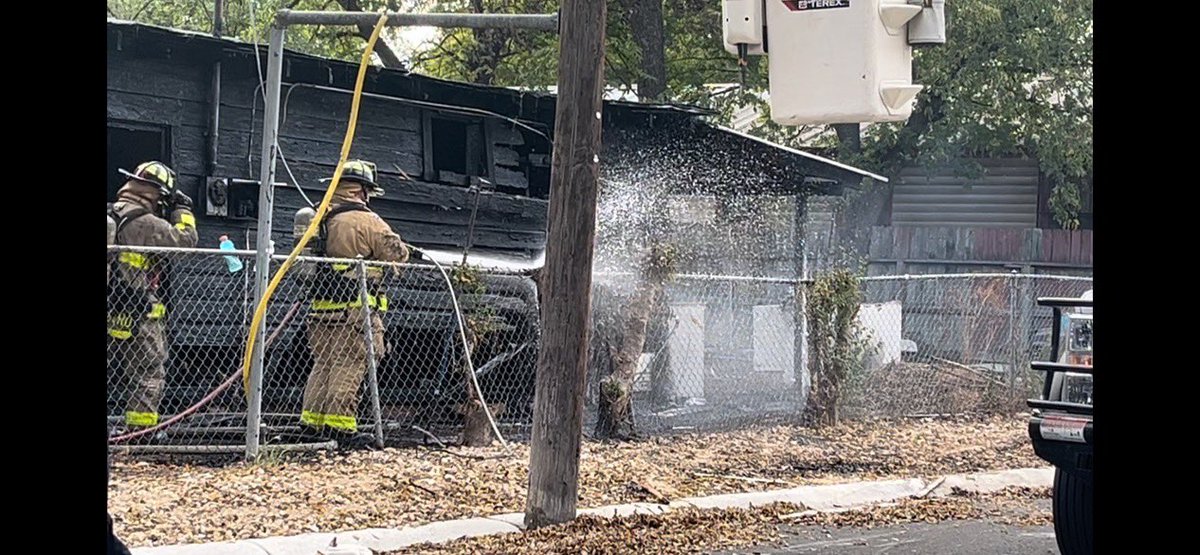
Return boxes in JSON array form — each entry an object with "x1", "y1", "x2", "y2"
[
  {"x1": 231, "y1": 12, "x2": 509, "y2": 451},
  {"x1": 110, "y1": 14, "x2": 509, "y2": 452},
  {"x1": 109, "y1": 301, "x2": 303, "y2": 444},
  {"x1": 239, "y1": 13, "x2": 388, "y2": 397}
]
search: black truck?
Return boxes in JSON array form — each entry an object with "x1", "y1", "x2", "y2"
[{"x1": 1027, "y1": 291, "x2": 1093, "y2": 555}]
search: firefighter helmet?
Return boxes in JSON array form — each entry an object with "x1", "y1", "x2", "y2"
[
  {"x1": 321, "y1": 159, "x2": 384, "y2": 197},
  {"x1": 118, "y1": 161, "x2": 177, "y2": 197}
]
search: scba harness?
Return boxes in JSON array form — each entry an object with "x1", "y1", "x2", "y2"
[{"x1": 308, "y1": 204, "x2": 389, "y2": 313}]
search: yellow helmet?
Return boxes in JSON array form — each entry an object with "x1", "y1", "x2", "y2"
[
  {"x1": 118, "y1": 161, "x2": 177, "y2": 197},
  {"x1": 322, "y1": 159, "x2": 384, "y2": 197}
]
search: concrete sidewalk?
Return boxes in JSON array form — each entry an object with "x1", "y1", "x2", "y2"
[{"x1": 131, "y1": 467, "x2": 1053, "y2": 555}]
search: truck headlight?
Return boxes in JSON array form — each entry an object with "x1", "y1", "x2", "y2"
[
  {"x1": 1062, "y1": 372, "x2": 1093, "y2": 405},
  {"x1": 1068, "y1": 317, "x2": 1092, "y2": 352}
]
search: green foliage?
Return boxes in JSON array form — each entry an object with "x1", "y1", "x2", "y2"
[
  {"x1": 450, "y1": 262, "x2": 498, "y2": 342},
  {"x1": 108, "y1": 0, "x2": 410, "y2": 64},
  {"x1": 804, "y1": 269, "x2": 874, "y2": 426},
  {"x1": 684, "y1": 0, "x2": 1093, "y2": 224},
  {"x1": 112, "y1": 0, "x2": 1092, "y2": 224},
  {"x1": 409, "y1": 0, "x2": 555, "y2": 86},
  {"x1": 1049, "y1": 181, "x2": 1082, "y2": 230},
  {"x1": 639, "y1": 241, "x2": 678, "y2": 284},
  {"x1": 413, "y1": 0, "x2": 740, "y2": 94}
]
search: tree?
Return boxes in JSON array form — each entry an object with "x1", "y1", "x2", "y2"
[
  {"x1": 593, "y1": 243, "x2": 675, "y2": 440},
  {"x1": 688, "y1": 0, "x2": 1092, "y2": 228},
  {"x1": 449, "y1": 263, "x2": 506, "y2": 446},
  {"x1": 618, "y1": 0, "x2": 665, "y2": 100},
  {"x1": 107, "y1": 0, "x2": 413, "y2": 69},
  {"x1": 413, "y1": 0, "x2": 733, "y2": 99},
  {"x1": 803, "y1": 269, "x2": 870, "y2": 426}
]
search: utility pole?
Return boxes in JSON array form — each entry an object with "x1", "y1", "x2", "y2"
[{"x1": 524, "y1": 0, "x2": 608, "y2": 529}]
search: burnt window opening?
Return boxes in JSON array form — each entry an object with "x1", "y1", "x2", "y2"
[
  {"x1": 107, "y1": 121, "x2": 171, "y2": 202},
  {"x1": 428, "y1": 115, "x2": 488, "y2": 186},
  {"x1": 517, "y1": 128, "x2": 552, "y2": 199}
]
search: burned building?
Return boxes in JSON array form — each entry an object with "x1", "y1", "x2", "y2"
[{"x1": 106, "y1": 19, "x2": 883, "y2": 436}]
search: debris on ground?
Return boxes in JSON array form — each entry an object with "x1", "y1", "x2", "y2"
[
  {"x1": 110, "y1": 414, "x2": 1041, "y2": 547},
  {"x1": 382, "y1": 487, "x2": 1051, "y2": 554},
  {"x1": 388, "y1": 504, "x2": 803, "y2": 555},
  {"x1": 785, "y1": 486, "x2": 1052, "y2": 529}
]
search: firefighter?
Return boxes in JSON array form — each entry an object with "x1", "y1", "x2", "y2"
[
  {"x1": 107, "y1": 161, "x2": 198, "y2": 438},
  {"x1": 301, "y1": 160, "x2": 409, "y2": 448}
]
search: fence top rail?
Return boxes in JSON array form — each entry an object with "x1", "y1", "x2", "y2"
[
  {"x1": 106, "y1": 245, "x2": 533, "y2": 276},
  {"x1": 596, "y1": 271, "x2": 1093, "y2": 284},
  {"x1": 275, "y1": 10, "x2": 560, "y2": 32},
  {"x1": 595, "y1": 272, "x2": 810, "y2": 285},
  {"x1": 858, "y1": 273, "x2": 1093, "y2": 282},
  {"x1": 107, "y1": 247, "x2": 1093, "y2": 283}
]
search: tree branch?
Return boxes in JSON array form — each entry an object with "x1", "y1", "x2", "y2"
[
  {"x1": 411, "y1": 31, "x2": 462, "y2": 67},
  {"x1": 604, "y1": 56, "x2": 638, "y2": 96},
  {"x1": 131, "y1": 0, "x2": 155, "y2": 20},
  {"x1": 335, "y1": 0, "x2": 408, "y2": 70}
]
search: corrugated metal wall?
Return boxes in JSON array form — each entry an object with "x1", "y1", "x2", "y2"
[{"x1": 891, "y1": 158, "x2": 1040, "y2": 227}]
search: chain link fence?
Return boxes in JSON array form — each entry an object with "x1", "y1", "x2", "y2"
[
  {"x1": 846, "y1": 274, "x2": 1093, "y2": 419},
  {"x1": 107, "y1": 245, "x2": 1090, "y2": 454},
  {"x1": 585, "y1": 271, "x2": 1093, "y2": 435},
  {"x1": 106, "y1": 245, "x2": 539, "y2": 454}
]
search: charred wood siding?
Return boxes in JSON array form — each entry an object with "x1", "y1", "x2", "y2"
[
  {"x1": 106, "y1": 45, "x2": 547, "y2": 359},
  {"x1": 106, "y1": 52, "x2": 549, "y2": 255}
]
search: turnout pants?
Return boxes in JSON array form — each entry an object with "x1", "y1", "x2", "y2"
[
  {"x1": 107, "y1": 313, "x2": 167, "y2": 428},
  {"x1": 301, "y1": 309, "x2": 386, "y2": 433}
]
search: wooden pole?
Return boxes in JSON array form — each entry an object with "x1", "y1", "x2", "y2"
[{"x1": 524, "y1": 0, "x2": 608, "y2": 530}]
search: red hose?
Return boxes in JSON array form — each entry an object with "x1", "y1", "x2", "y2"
[{"x1": 109, "y1": 302, "x2": 304, "y2": 444}]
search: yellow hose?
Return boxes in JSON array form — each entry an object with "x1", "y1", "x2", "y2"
[{"x1": 242, "y1": 13, "x2": 389, "y2": 395}]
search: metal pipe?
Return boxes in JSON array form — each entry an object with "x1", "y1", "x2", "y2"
[
  {"x1": 207, "y1": 0, "x2": 224, "y2": 176},
  {"x1": 797, "y1": 249, "x2": 810, "y2": 410},
  {"x1": 114, "y1": 440, "x2": 336, "y2": 455},
  {"x1": 358, "y1": 257, "x2": 386, "y2": 449},
  {"x1": 462, "y1": 183, "x2": 486, "y2": 265},
  {"x1": 104, "y1": 245, "x2": 528, "y2": 275},
  {"x1": 276, "y1": 10, "x2": 559, "y2": 32},
  {"x1": 207, "y1": 64, "x2": 221, "y2": 175},
  {"x1": 247, "y1": 25, "x2": 287, "y2": 460},
  {"x1": 594, "y1": 272, "x2": 810, "y2": 285},
  {"x1": 860, "y1": 273, "x2": 1093, "y2": 282}
]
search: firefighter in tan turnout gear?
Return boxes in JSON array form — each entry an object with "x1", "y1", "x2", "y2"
[
  {"x1": 301, "y1": 160, "x2": 409, "y2": 448},
  {"x1": 107, "y1": 161, "x2": 198, "y2": 437}
]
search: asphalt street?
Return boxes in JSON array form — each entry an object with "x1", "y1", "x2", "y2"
[{"x1": 711, "y1": 499, "x2": 1057, "y2": 554}]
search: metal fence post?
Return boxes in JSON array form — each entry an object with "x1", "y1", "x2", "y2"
[
  {"x1": 796, "y1": 252, "x2": 811, "y2": 414},
  {"x1": 246, "y1": 24, "x2": 287, "y2": 460},
  {"x1": 1007, "y1": 270, "x2": 1018, "y2": 391},
  {"x1": 1015, "y1": 271, "x2": 1034, "y2": 396},
  {"x1": 358, "y1": 257, "x2": 386, "y2": 449}
]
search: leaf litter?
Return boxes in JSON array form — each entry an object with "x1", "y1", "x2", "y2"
[{"x1": 110, "y1": 414, "x2": 1041, "y2": 547}]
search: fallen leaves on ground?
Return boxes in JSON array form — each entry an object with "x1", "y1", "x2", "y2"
[
  {"x1": 787, "y1": 486, "x2": 1052, "y2": 529},
  {"x1": 388, "y1": 504, "x2": 803, "y2": 555},
  {"x1": 109, "y1": 414, "x2": 1041, "y2": 547},
  {"x1": 383, "y1": 487, "x2": 1051, "y2": 555}
]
